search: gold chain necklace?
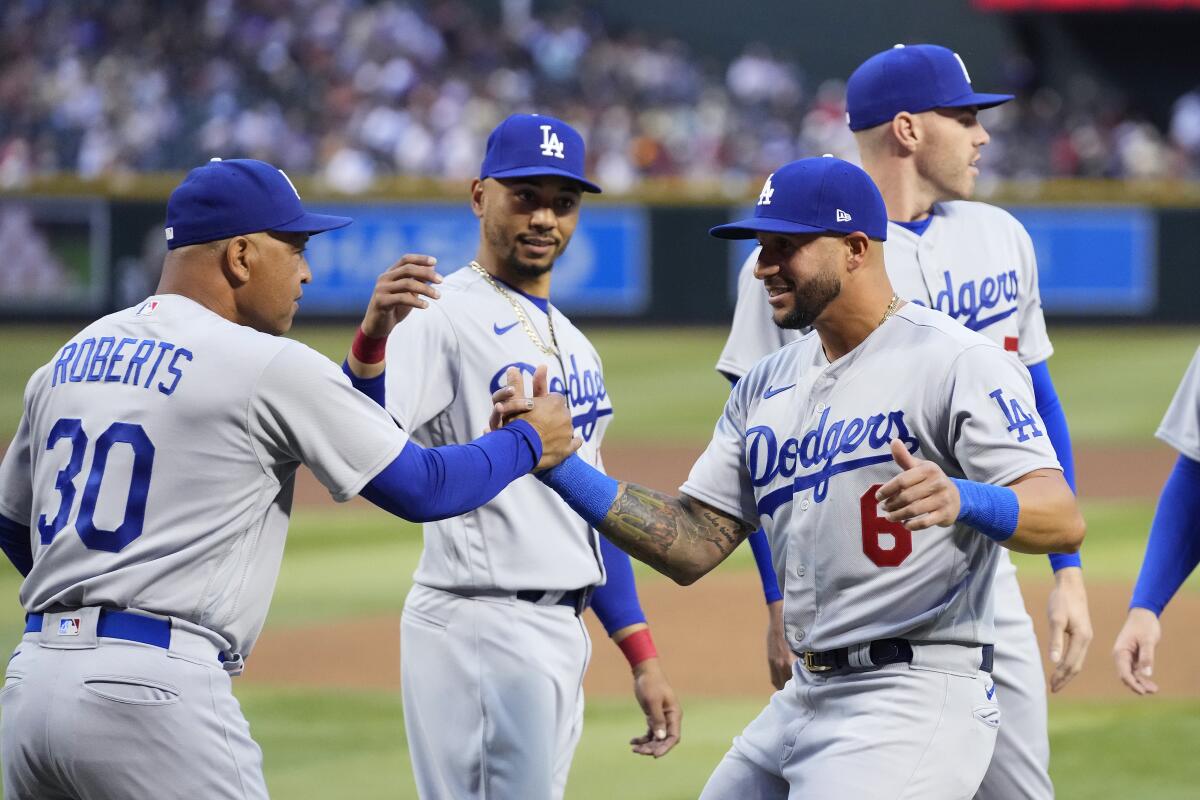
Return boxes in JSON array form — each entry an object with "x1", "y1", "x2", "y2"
[
  {"x1": 878, "y1": 294, "x2": 901, "y2": 327},
  {"x1": 469, "y1": 260, "x2": 559, "y2": 356}
]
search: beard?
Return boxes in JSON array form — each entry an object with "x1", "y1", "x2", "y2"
[
  {"x1": 483, "y1": 217, "x2": 562, "y2": 279},
  {"x1": 775, "y1": 269, "x2": 841, "y2": 330}
]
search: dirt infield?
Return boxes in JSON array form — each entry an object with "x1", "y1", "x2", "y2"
[
  {"x1": 254, "y1": 440, "x2": 1198, "y2": 700},
  {"x1": 243, "y1": 574, "x2": 1200, "y2": 699}
]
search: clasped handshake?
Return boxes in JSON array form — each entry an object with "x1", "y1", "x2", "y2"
[{"x1": 490, "y1": 364, "x2": 581, "y2": 471}]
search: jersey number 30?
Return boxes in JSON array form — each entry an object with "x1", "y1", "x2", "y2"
[
  {"x1": 38, "y1": 418, "x2": 154, "y2": 553},
  {"x1": 860, "y1": 484, "x2": 912, "y2": 567}
]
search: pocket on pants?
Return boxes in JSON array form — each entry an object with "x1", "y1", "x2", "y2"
[
  {"x1": 0, "y1": 671, "x2": 24, "y2": 700},
  {"x1": 82, "y1": 675, "x2": 181, "y2": 706}
]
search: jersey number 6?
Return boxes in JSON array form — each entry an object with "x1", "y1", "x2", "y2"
[
  {"x1": 37, "y1": 418, "x2": 155, "y2": 553},
  {"x1": 860, "y1": 484, "x2": 912, "y2": 567}
]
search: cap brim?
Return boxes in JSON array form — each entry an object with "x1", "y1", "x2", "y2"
[
  {"x1": 486, "y1": 166, "x2": 602, "y2": 194},
  {"x1": 709, "y1": 216, "x2": 831, "y2": 240},
  {"x1": 940, "y1": 91, "x2": 1014, "y2": 112},
  {"x1": 271, "y1": 211, "x2": 354, "y2": 236}
]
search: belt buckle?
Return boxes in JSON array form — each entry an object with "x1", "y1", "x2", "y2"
[{"x1": 802, "y1": 651, "x2": 832, "y2": 673}]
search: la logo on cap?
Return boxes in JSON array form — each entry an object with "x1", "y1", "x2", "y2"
[
  {"x1": 757, "y1": 174, "x2": 775, "y2": 206},
  {"x1": 539, "y1": 125, "x2": 565, "y2": 159}
]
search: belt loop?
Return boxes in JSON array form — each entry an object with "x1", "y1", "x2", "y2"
[{"x1": 847, "y1": 643, "x2": 875, "y2": 670}]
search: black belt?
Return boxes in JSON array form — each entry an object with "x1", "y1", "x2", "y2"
[
  {"x1": 801, "y1": 640, "x2": 994, "y2": 674},
  {"x1": 516, "y1": 588, "x2": 591, "y2": 616}
]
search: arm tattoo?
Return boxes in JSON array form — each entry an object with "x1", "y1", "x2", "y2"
[{"x1": 599, "y1": 483, "x2": 753, "y2": 581}]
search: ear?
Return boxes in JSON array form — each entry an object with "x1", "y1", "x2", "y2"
[
  {"x1": 890, "y1": 112, "x2": 920, "y2": 154},
  {"x1": 222, "y1": 236, "x2": 253, "y2": 287},
  {"x1": 843, "y1": 232, "x2": 871, "y2": 272},
  {"x1": 470, "y1": 178, "x2": 486, "y2": 219}
]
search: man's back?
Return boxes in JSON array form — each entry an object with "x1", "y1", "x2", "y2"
[{"x1": 2, "y1": 293, "x2": 409, "y2": 657}]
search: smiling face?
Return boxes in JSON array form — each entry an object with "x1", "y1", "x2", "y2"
[
  {"x1": 913, "y1": 106, "x2": 990, "y2": 201},
  {"x1": 753, "y1": 232, "x2": 844, "y2": 330},
  {"x1": 236, "y1": 231, "x2": 312, "y2": 334},
  {"x1": 473, "y1": 175, "x2": 583, "y2": 281}
]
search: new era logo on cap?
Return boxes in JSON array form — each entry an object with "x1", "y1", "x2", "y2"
[{"x1": 836, "y1": 209, "x2": 852, "y2": 222}]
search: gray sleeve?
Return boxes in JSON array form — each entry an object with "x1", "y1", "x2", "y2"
[
  {"x1": 679, "y1": 385, "x2": 758, "y2": 525},
  {"x1": 250, "y1": 343, "x2": 411, "y2": 502},
  {"x1": 1013, "y1": 222, "x2": 1054, "y2": 366},
  {"x1": 945, "y1": 344, "x2": 1062, "y2": 486},
  {"x1": 0, "y1": 409, "x2": 33, "y2": 524},
  {"x1": 1157, "y1": 346, "x2": 1200, "y2": 462},
  {"x1": 715, "y1": 248, "x2": 786, "y2": 380},
  {"x1": 383, "y1": 301, "x2": 459, "y2": 431}
]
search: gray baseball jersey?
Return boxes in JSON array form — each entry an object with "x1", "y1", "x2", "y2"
[
  {"x1": 687, "y1": 303, "x2": 1061, "y2": 652},
  {"x1": 383, "y1": 265, "x2": 608, "y2": 592},
  {"x1": 717, "y1": 202, "x2": 1054, "y2": 379},
  {"x1": 0, "y1": 294, "x2": 410, "y2": 659},
  {"x1": 1157, "y1": 346, "x2": 1200, "y2": 460}
]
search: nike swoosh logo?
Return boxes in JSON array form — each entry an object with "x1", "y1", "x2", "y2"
[
  {"x1": 762, "y1": 384, "x2": 796, "y2": 399},
  {"x1": 985, "y1": 683, "x2": 996, "y2": 700},
  {"x1": 493, "y1": 321, "x2": 520, "y2": 335}
]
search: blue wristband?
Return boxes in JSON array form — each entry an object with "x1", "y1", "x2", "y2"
[
  {"x1": 538, "y1": 454, "x2": 619, "y2": 528},
  {"x1": 952, "y1": 478, "x2": 1019, "y2": 543}
]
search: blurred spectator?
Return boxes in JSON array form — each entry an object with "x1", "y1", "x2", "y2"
[{"x1": 0, "y1": 0, "x2": 1192, "y2": 192}]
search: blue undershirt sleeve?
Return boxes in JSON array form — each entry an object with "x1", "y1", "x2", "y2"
[
  {"x1": 1028, "y1": 360, "x2": 1082, "y2": 572},
  {"x1": 727, "y1": 373, "x2": 784, "y2": 604},
  {"x1": 749, "y1": 530, "x2": 783, "y2": 604},
  {"x1": 590, "y1": 533, "x2": 648, "y2": 635},
  {"x1": 342, "y1": 359, "x2": 386, "y2": 408},
  {"x1": 1129, "y1": 454, "x2": 1200, "y2": 616},
  {"x1": 0, "y1": 513, "x2": 32, "y2": 577},
  {"x1": 359, "y1": 420, "x2": 541, "y2": 522}
]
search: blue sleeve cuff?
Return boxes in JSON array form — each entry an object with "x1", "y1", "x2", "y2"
[
  {"x1": 538, "y1": 454, "x2": 619, "y2": 528},
  {"x1": 0, "y1": 513, "x2": 32, "y2": 577},
  {"x1": 1130, "y1": 454, "x2": 1200, "y2": 615},
  {"x1": 590, "y1": 534, "x2": 647, "y2": 634},
  {"x1": 747, "y1": 529, "x2": 783, "y2": 604},
  {"x1": 342, "y1": 358, "x2": 386, "y2": 408},
  {"x1": 952, "y1": 479, "x2": 1019, "y2": 542}
]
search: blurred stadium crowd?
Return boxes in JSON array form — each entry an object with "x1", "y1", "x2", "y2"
[{"x1": 3, "y1": 0, "x2": 1200, "y2": 193}]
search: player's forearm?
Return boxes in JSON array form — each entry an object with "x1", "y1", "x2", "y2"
[
  {"x1": 1000, "y1": 471, "x2": 1085, "y2": 554},
  {"x1": 601, "y1": 483, "x2": 752, "y2": 585},
  {"x1": 539, "y1": 454, "x2": 752, "y2": 585}
]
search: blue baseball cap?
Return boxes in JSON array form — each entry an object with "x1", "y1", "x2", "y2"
[
  {"x1": 846, "y1": 44, "x2": 1013, "y2": 132},
  {"x1": 479, "y1": 113, "x2": 602, "y2": 193},
  {"x1": 165, "y1": 158, "x2": 352, "y2": 250},
  {"x1": 709, "y1": 156, "x2": 888, "y2": 241}
]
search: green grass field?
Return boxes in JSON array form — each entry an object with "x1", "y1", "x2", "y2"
[{"x1": 0, "y1": 322, "x2": 1198, "y2": 798}]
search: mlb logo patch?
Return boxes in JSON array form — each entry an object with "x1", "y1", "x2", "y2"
[
  {"x1": 136, "y1": 300, "x2": 160, "y2": 317},
  {"x1": 1004, "y1": 336, "x2": 1018, "y2": 352},
  {"x1": 58, "y1": 617, "x2": 82, "y2": 637}
]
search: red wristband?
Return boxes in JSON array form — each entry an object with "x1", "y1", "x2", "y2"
[
  {"x1": 351, "y1": 328, "x2": 388, "y2": 364},
  {"x1": 617, "y1": 628, "x2": 658, "y2": 669}
]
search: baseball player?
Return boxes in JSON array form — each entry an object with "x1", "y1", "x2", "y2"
[
  {"x1": 0, "y1": 158, "x2": 579, "y2": 800},
  {"x1": 523, "y1": 156, "x2": 1084, "y2": 797},
  {"x1": 1113, "y1": 345, "x2": 1200, "y2": 695},
  {"x1": 717, "y1": 44, "x2": 1093, "y2": 799},
  {"x1": 341, "y1": 114, "x2": 681, "y2": 800}
]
